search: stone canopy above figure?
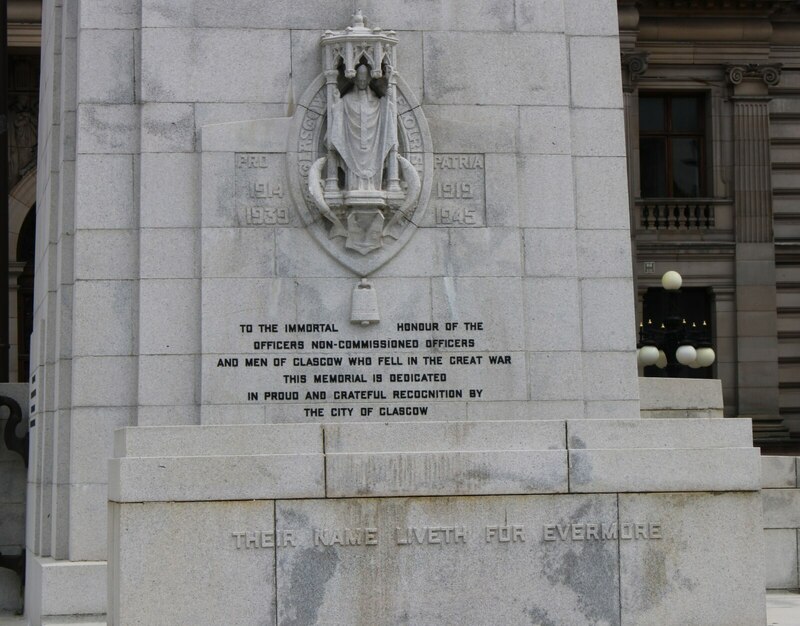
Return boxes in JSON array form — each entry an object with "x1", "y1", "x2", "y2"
[{"x1": 304, "y1": 10, "x2": 425, "y2": 257}]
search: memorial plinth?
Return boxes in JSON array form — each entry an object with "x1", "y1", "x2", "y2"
[
  {"x1": 106, "y1": 5, "x2": 767, "y2": 625},
  {"x1": 109, "y1": 416, "x2": 764, "y2": 625}
]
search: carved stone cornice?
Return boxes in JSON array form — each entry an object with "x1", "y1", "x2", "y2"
[
  {"x1": 633, "y1": 0, "x2": 795, "y2": 17},
  {"x1": 726, "y1": 63, "x2": 783, "y2": 87}
]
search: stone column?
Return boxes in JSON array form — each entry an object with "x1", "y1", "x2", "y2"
[{"x1": 727, "y1": 64, "x2": 786, "y2": 441}]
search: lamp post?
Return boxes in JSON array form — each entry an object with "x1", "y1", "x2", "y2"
[{"x1": 636, "y1": 271, "x2": 716, "y2": 377}]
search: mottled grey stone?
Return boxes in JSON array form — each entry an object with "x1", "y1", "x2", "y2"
[
  {"x1": 110, "y1": 501, "x2": 276, "y2": 625},
  {"x1": 324, "y1": 420, "x2": 565, "y2": 453},
  {"x1": 619, "y1": 493, "x2": 766, "y2": 625},
  {"x1": 140, "y1": 29, "x2": 290, "y2": 103},
  {"x1": 327, "y1": 450, "x2": 568, "y2": 497},
  {"x1": 765, "y1": 529, "x2": 799, "y2": 590},
  {"x1": 114, "y1": 423, "x2": 322, "y2": 457},
  {"x1": 762, "y1": 456, "x2": 798, "y2": 489},
  {"x1": 568, "y1": 418, "x2": 754, "y2": 450},
  {"x1": 110, "y1": 454, "x2": 324, "y2": 502},
  {"x1": 276, "y1": 495, "x2": 620, "y2": 625},
  {"x1": 570, "y1": 448, "x2": 761, "y2": 493},
  {"x1": 639, "y1": 378, "x2": 724, "y2": 412},
  {"x1": 77, "y1": 30, "x2": 135, "y2": 104},
  {"x1": 763, "y1": 489, "x2": 800, "y2": 529},
  {"x1": 77, "y1": 104, "x2": 139, "y2": 154},
  {"x1": 423, "y1": 32, "x2": 568, "y2": 105}
]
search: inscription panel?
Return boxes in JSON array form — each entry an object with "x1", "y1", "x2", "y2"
[
  {"x1": 201, "y1": 318, "x2": 527, "y2": 415},
  {"x1": 274, "y1": 495, "x2": 623, "y2": 625},
  {"x1": 432, "y1": 153, "x2": 486, "y2": 227},
  {"x1": 232, "y1": 521, "x2": 662, "y2": 550},
  {"x1": 234, "y1": 153, "x2": 291, "y2": 226}
]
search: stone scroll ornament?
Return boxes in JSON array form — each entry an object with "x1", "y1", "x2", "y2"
[{"x1": 287, "y1": 11, "x2": 433, "y2": 324}]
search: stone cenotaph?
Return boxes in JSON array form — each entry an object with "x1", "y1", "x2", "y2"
[{"x1": 31, "y1": 1, "x2": 766, "y2": 624}]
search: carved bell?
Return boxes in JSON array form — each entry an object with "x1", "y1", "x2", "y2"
[{"x1": 351, "y1": 278, "x2": 380, "y2": 326}]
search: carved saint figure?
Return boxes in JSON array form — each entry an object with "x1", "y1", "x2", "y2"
[
  {"x1": 305, "y1": 12, "x2": 423, "y2": 257},
  {"x1": 329, "y1": 64, "x2": 397, "y2": 197}
]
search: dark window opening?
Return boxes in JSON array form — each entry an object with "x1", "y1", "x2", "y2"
[{"x1": 639, "y1": 94, "x2": 706, "y2": 198}]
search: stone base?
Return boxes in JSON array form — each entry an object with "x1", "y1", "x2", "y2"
[
  {"x1": 109, "y1": 419, "x2": 766, "y2": 625},
  {"x1": 24, "y1": 556, "x2": 106, "y2": 625}
]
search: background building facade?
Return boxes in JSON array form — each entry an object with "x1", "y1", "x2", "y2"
[{"x1": 620, "y1": 0, "x2": 800, "y2": 447}]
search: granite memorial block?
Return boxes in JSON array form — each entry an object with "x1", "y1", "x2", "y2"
[{"x1": 55, "y1": 4, "x2": 768, "y2": 624}]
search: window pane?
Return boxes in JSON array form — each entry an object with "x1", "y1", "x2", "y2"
[
  {"x1": 671, "y1": 96, "x2": 702, "y2": 132},
  {"x1": 639, "y1": 96, "x2": 665, "y2": 132},
  {"x1": 671, "y1": 137, "x2": 701, "y2": 197},
  {"x1": 640, "y1": 138, "x2": 667, "y2": 197}
]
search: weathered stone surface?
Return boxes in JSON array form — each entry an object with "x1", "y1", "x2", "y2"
[
  {"x1": 567, "y1": 418, "x2": 754, "y2": 450},
  {"x1": 114, "y1": 423, "x2": 322, "y2": 457},
  {"x1": 140, "y1": 29, "x2": 290, "y2": 103},
  {"x1": 619, "y1": 493, "x2": 766, "y2": 626},
  {"x1": 763, "y1": 489, "x2": 800, "y2": 528},
  {"x1": 765, "y1": 529, "x2": 799, "y2": 590},
  {"x1": 570, "y1": 448, "x2": 761, "y2": 493},
  {"x1": 109, "y1": 454, "x2": 324, "y2": 502},
  {"x1": 762, "y1": 456, "x2": 798, "y2": 489},
  {"x1": 639, "y1": 377, "x2": 725, "y2": 415},
  {"x1": 110, "y1": 501, "x2": 276, "y2": 625},
  {"x1": 276, "y1": 495, "x2": 620, "y2": 625},
  {"x1": 423, "y1": 33, "x2": 568, "y2": 105},
  {"x1": 323, "y1": 420, "x2": 565, "y2": 453},
  {"x1": 326, "y1": 450, "x2": 568, "y2": 497}
]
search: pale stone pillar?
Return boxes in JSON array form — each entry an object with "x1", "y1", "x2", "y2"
[{"x1": 727, "y1": 64, "x2": 786, "y2": 440}]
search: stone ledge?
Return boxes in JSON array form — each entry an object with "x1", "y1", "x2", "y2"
[
  {"x1": 762, "y1": 489, "x2": 800, "y2": 528},
  {"x1": 568, "y1": 418, "x2": 753, "y2": 449},
  {"x1": 108, "y1": 454, "x2": 325, "y2": 502},
  {"x1": 639, "y1": 377, "x2": 723, "y2": 411},
  {"x1": 326, "y1": 450, "x2": 569, "y2": 497},
  {"x1": 569, "y1": 448, "x2": 762, "y2": 493},
  {"x1": 113, "y1": 423, "x2": 323, "y2": 457},
  {"x1": 109, "y1": 419, "x2": 762, "y2": 502},
  {"x1": 25, "y1": 556, "x2": 106, "y2": 624},
  {"x1": 762, "y1": 456, "x2": 799, "y2": 489},
  {"x1": 324, "y1": 420, "x2": 566, "y2": 453}
]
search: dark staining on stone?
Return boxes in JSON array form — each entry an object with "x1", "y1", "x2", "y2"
[
  {"x1": 277, "y1": 508, "x2": 310, "y2": 530},
  {"x1": 280, "y1": 546, "x2": 339, "y2": 626},
  {"x1": 547, "y1": 540, "x2": 620, "y2": 625},
  {"x1": 569, "y1": 452, "x2": 593, "y2": 486},
  {"x1": 568, "y1": 435, "x2": 587, "y2": 450},
  {"x1": 524, "y1": 605, "x2": 558, "y2": 626},
  {"x1": 464, "y1": 466, "x2": 492, "y2": 483},
  {"x1": 637, "y1": 546, "x2": 668, "y2": 611}
]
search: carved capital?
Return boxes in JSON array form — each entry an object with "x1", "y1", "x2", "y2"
[
  {"x1": 622, "y1": 51, "x2": 649, "y2": 84},
  {"x1": 726, "y1": 63, "x2": 782, "y2": 87}
]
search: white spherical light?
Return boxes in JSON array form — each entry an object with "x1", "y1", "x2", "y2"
[
  {"x1": 637, "y1": 345, "x2": 660, "y2": 367},
  {"x1": 695, "y1": 347, "x2": 716, "y2": 368},
  {"x1": 675, "y1": 344, "x2": 697, "y2": 365},
  {"x1": 655, "y1": 350, "x2": 668, "y2": 369},
  {"x1": 662, "y1": 270, "x2": 683, "y2": 291}
]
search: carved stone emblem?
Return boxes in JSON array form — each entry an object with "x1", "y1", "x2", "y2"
[{"x1": 287, "y1": 11, "x2": 433, "y2": 276}]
